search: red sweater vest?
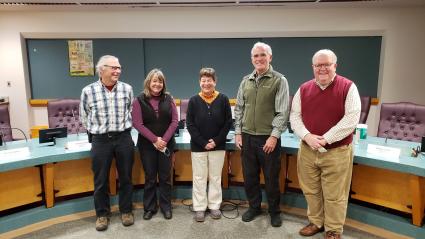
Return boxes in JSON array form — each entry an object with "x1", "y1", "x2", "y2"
[{"x1": 300, "y1": 75, "x2": 353, "y2": 149}]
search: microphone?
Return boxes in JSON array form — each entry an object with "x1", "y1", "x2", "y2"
[
  {"x1": 72, "y1": 109, "x2": 80, "y2": 136},
  {"x1": 0, "y1": 127, "x2": 28, "y2": 145},
  {"x1": 384, "y1": 130, "x2": 389, "y2": 144}
]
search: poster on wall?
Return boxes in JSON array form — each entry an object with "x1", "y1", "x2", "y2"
[{"x1": 68, "y1": 40, "x2": 94, "y2": 76}]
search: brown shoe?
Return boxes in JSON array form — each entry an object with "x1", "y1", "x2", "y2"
[
  {"x1": 121, "y1": 212, "x2": 134, "y2": 226},
  {"x1": 95, "y1": 216, "x2": 109, "y2": 231},
  {"x1": 299, "y1": 223, "x2": 324, "y2": 236},
  {"x1": 325, "y1": 231, "x2": 341, "y2": 239}
]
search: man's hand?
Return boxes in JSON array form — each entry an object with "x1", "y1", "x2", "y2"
[
  {"x1": 263, "y1": 136, "x2": 277, "y2": 154},
  {"x1": 303, "y1": 133, "x2": 326, "y2": 150},
  {"x1": 235, "y1": 134, "x2": 243, "y2": 149}
]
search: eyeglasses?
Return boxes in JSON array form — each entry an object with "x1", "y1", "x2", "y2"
[
  {"x1": 313, "y1": 63, "x2": 334, "y2": 69},
  {"x1": 104, "y1": 65, "x2": 122, "y2": 71},
  {"x1": 252, "y1": 53, "x2": 268, "y2": 58}
]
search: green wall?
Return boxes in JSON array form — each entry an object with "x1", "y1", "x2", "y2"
[{"x1": 27, "y1": 37, "x2": 381, "y2": 99}]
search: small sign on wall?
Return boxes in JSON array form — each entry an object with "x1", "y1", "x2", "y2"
[{"x1": 68, "y1": 40, "x2": 94, "y2": 76}]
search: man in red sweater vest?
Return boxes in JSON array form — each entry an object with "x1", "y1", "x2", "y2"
[{"x1": 290, "y1": 49, "x2": 361, "y2": 239}]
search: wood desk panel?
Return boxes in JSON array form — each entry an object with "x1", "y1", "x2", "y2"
[
  {"x1": 132, "y1": 153, "x2": 145, "y2": 185},
  {"x1": 0, "y1": 167, "x2": 42, "y2": 211},
  {"x1": 173, "y1": 151, "x2": 192, "y2": 182},
  {"x1": 286, "y1": 155, "x2": 300, "y2": 189},
  {"x1": 53, "y1": 158, "x2": 94, "y2": 198}
]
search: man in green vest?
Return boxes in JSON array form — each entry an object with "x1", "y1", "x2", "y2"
[{"x1": 234, "y1": 42, "x2": 290, "y2": 227}]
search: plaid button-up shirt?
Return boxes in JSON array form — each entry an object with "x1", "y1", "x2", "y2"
[{"x1": 80, "y1": 80, "x2": 134, "y2": 134}]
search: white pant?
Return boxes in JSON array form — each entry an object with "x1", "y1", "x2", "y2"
[{"x1": 191, "y1": 150, "x2": 225, "y2": 211}]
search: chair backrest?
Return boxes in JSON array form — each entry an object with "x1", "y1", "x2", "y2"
[
  {"x1": 377, "y1": 102, "x2": 425, "y2": 142},
  {"x1": 0, "y1": 105, "x2": 13, "y2": 141},
  {"x1": 359, "y1": 96, "x2": 372, "y2": 124},
  {"x1": 47, "y1": 99, "x2": 86, "y2": 134},
  {"x1": 180, "y1": 99, "x2": 189, "y2": 121}
]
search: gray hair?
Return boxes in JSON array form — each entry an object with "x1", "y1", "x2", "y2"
[
  {"x1": 251, "y1": 42, "x2": 272, "y2": 56},
  {"x1": 95, "y1": 55, "x2": 119, "y2": 75},
  {"x1": 199, "y1": 67, "x2": 217, "y2": 81},
  {"x1": 312, "y1": 49, "x2": 337, "y2": 64}
]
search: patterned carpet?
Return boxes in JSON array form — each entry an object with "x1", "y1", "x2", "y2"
[{"x1": 15, "y1": 204, "x2": 385, "y2": 239}]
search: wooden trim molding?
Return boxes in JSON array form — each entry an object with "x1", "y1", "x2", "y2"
[{"x1": 29, "y1": 99, "x2": 50, "y2": 107}]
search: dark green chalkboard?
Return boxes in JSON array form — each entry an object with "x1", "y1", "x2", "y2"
[{"x1": 27, "y1": 36, "x2": 381, "y2": 99}]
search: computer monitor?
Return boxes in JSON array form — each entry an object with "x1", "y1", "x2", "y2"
[{"x1": 39, "y1": 127, "x2": 67, "y2": 145}]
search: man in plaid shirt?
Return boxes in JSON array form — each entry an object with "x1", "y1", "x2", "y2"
[{"x1": 80, "y1": 55, "x2": 135, "y2": 231}]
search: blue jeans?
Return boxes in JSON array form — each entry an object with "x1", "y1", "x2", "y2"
[{"x1": 91, "y1": 129, "x2": 134, "y2": 217}]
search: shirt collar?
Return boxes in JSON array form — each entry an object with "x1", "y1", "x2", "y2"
[
  {"x1": 314, "y1": 74, "x2": 337, "y2": 90},
  {"x1": 97, "y1": 79, "x2": 118, "y2": 91},
  {"x1": 248, "y1": 65, "x2": 274, "y2": 81}
]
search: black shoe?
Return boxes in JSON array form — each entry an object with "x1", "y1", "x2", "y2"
[
  {"x1": 162, "y1": 210, "x2": 172, "y2": 220},
  {"x1": 143, "y1": 211, "x2": 155, "y2": 220},
  {"x1": 242, "y1": 208, "x2": 261, "y2": 222},
  {"x1": 270, "y1": 213, "x2": 282, "y2": 227}
]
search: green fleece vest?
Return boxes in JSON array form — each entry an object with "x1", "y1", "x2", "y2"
[{"x1": 241, "y1": 67, "x2": 283, "y2": 135}]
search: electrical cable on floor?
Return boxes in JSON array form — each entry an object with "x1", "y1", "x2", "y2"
[{"x1": 181, "y1": 194, "x2": 247, "y2": 220}]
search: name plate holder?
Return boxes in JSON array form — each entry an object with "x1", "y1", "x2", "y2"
[
  {"x1": 0, "y1": 147, "x2": 30, "y2": 160},
  {"x1": 65, "y1": 140, "x2": 91, "y2": 151},
  {"x1": 367, "y1": 144, "x2": 401, "y2": 162}
]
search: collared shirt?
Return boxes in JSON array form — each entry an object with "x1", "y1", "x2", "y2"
[
  {"x1": 80, "y1": 79, "x2": 134, "y2": 134},
  {"x1": 290, "y1": 78, "x2": 361, "y2": 144},
  {"x1": 234, "y1": 65, "x2": 290, "y2": 138}
]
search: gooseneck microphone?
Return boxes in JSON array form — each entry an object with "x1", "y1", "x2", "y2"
[
  {"x1": 0, "y1": 127, "x2": 28, "y2": 145},
  {"x1": 384, "y1": 130, "x2": 389, "y2": 144}
]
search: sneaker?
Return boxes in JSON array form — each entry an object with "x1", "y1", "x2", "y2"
[
  {"x1": 194, "y1": 211, "x2": 205, "y2": 222},
  {"x1": 209, "y1": 209, "x2": 221, "y2": 219},
  {"x1": 121, "y1": 212, "x2": 134, "y2": 227},
  {"x1": 95, "y1": 216, "x2": 109, "y2": 231},
  {"x1": 242, "y1": 208, "x2": 261, "y2": 222}
]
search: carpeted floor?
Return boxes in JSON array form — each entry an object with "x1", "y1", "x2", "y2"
[{"x1": 15, "y1": 205, "x2": 385, "y2": 239}]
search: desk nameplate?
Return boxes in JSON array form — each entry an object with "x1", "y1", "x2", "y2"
[
  {"x1": 0, "y1": 147, "x2": 30, "y2": 160},
  {"x1": 367, "y1": 144, "x2": 400, "y2": 162}
]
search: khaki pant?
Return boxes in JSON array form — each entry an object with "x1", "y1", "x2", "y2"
[
  {"x1": 191, "y1": 150, "x2": 225, "y2": 211},
  {"x1": 297, "y1": 142, "x2": 353, "y2": 233}
]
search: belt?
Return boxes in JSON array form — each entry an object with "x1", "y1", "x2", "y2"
[{"x1": 92, "y1": 128, "x2": 131, "y2": 139}]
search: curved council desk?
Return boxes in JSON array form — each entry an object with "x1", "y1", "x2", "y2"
[
  {"x1": 1, "y1": 129, "x2": 424, "y2": 235},
  {"x1": 281, "y1": 133, "x2": 425, "y2": 227}
]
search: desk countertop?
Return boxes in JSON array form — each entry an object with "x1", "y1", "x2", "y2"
[{"x1": 1, "y1": 130, "x2": 424, "y2": 176}]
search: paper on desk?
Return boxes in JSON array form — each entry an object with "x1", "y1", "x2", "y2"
[
  {"x1": 182, "y1": 131, "x2": 191, "y2": 141},
  {"x1": 367, "y1": 144, "x2": 400, "y2": 162},
  {"x1": 0, "y1": 147, "x2": 30, "y2": 160},
  {"x1": 65, "y1": 140, "x2": 91, "y2": 151}
]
